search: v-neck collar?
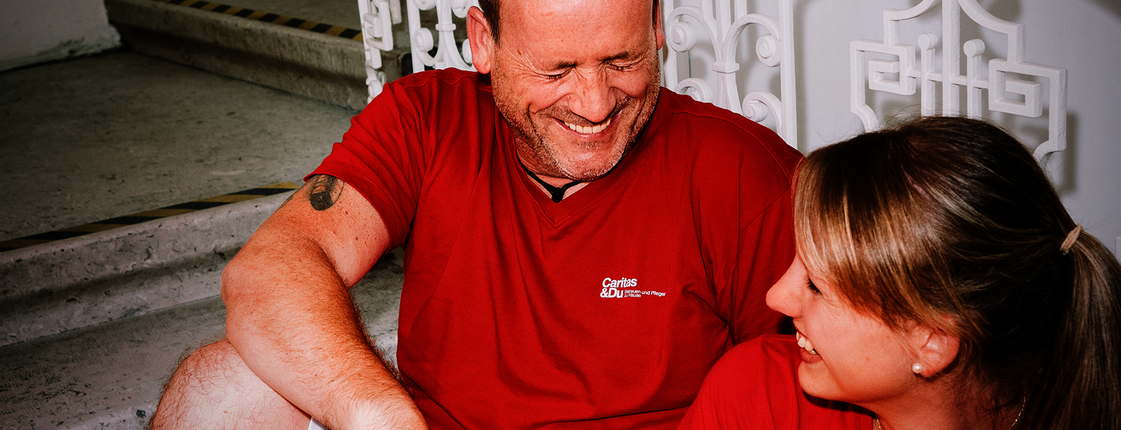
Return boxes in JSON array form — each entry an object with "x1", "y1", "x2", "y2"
[{"x1": 502, "y1": 93, "x2": 665, "y2": 227}]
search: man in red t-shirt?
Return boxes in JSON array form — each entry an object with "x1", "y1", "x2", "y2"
[{"x1": 152, "y1": 0, "x2": 801, "y2": 428}]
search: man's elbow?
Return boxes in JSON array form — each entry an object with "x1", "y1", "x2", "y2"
[{"x1": 219, "y1": 254, "x2": 253, "y2": 306}]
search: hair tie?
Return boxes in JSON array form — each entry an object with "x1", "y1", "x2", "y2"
[{"x1": 1060, "y1": 225, "x2": 1083, "y2": 255}]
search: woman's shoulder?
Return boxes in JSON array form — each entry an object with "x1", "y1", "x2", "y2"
[
  {"x1": 708, "y1": 334, "x2": 802, "y2": 390},
  {"x1": 678, "y1": 335, "x2": 873, "y2": 430},
  {"x1": 730, "y1": 334, "x2": 801, "y2": 360}
]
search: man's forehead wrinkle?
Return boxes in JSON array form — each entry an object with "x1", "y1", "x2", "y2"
[
  {"x1": 511, "y1": 44, "x2": 644, "y2": 72},
  {"x1": 503, "y1": 0, "x2": 653, "y2": 63},
  {"x1": 506, "y1": 47, "x2": 559, "y2": 73}
]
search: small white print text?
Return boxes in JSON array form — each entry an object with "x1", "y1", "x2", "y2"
[{"x1": 599, "y1": 277, "x2": 667, "y2": 298}]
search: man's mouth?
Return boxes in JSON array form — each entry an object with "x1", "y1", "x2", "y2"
[
  {"x1": 796, "y1": 332, "x2": 818, "y2": 355},
  {"x1": 563, "y1": 117, "x2": 611, "y2": 134}
]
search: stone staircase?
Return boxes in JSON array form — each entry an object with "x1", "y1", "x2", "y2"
[
  {"x1": 0, "y1": 0, "x2": 411, "y2": 427},
  {"x1": 104, "y1": 0, "x2": 410, "y2": 111}
]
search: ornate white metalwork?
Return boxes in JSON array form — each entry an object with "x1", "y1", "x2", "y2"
[
  {"x1": 358, "y1": 0, "x2": 395, "y2": 102},
  {"x1": 406, "y1": 0, "x2": 477, "y2": 72},
  {"x1": 851, "y1": 0, "x2": 1067, "y2": 161},
  {"x1": 662, "y1": 0, "x2": 798, "y2": 146},
  {"x1": 379, "y1": 0, "x2": 797, "y2": 145}
]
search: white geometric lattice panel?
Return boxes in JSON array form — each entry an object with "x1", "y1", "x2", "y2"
[{"x1": 851, "y1": 0, "x2": 1067, "y2": 161}]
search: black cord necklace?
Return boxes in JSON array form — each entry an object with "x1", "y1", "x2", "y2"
[{"x1": 518, "y1": 159, "x2": 583, "y2": 203}]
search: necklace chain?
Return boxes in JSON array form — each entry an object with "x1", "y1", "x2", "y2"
[{"x1": 872, "y1": 399, "x2": 1025, "y2": 430}]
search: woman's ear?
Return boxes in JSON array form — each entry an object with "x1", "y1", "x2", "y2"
[
  {"x1": 466, "y1": 6, "x2": 494, "y2": 74},
  {"x1": 908, "y1": 322, "x2": 960, "y2": 377}
]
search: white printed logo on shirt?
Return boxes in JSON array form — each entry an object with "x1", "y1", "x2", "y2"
[{"x1": 599, "y1": 277, "x2": 667, "y2": 298}]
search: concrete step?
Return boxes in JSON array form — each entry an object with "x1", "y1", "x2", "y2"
[
  {"x1": 0, "y1": 48, "x2": 405, "y2": 427},
  {"x1": 0, "y1": 248, "x2": 404, "y2": 429},
  {"x1": 105, "y1": 0, "x2": 412, "y2": 111},
  {"x1": 0, "y1": 187, "x2": 290, "y2": 348},
  {"x1": 0, "y1": 49, "x2": 357, "y2": 346},
  {"x1": 0, "y1": 1, "x2": 417, "y2": 425}
]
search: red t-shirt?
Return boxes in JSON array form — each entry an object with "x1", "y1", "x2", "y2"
[
  {"x1": 312, "y1": 69, "x2": 801, "y2": 429},
  {"x1": 678, "y1": 335, "x2": 874, "y2": 430}
]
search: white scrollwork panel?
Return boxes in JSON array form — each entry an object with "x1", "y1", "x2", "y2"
[
  {"x1": 850, "y1": 0, "x2": 1067, "y2": 162},
  {"x1": 673, "y1": 78, "x2": 714, "y2": 103},
  {"x1": 358, "y1": 0, "x2": 395, "y2": 102},
  {"x1": 662, "y1": 0, "x2": 798, "y2": 147},
  {"x1": 377, "y1": 0, "x2": 797, "y2": 146},
  {"x1": 406, "y1": 0, "x2": 477, "y2": 73}
]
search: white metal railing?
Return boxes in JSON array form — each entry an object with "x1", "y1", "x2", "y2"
[
  {"x1": 358, "y1": 0, "x2": 797, "y2": 147},
  {"x1": 360, "y1": 0, "x2": 1064, "y2": 158},
  {"x1": 662, "y1": 0, "x2": 797, "y2": 146},
  {"x1": 850, "y1": 0, "x2": 1067, "y2": 161},
  {"x1": 357, "y1": 0, "x2": 396, "y2": 102},
  {"x1": 405, "y1": 0, "x2": 477, "y2": 72}
]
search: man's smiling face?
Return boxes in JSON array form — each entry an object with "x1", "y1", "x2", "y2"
[{"x1": 479, "y1": 0, "x2": 664, "y2": 181}]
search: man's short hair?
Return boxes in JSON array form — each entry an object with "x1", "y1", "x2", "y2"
[{"x1": 477, "y1": 0, "x2": 660, "y2": 45}]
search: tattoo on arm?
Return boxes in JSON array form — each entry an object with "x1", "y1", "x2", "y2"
[{"x1": 307, "y1": 175, "x2": 345, "y2": 211}]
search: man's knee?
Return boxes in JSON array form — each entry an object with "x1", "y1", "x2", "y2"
[
  {"x1": 155, "y1": 339, "x2": 248, "y2": 422},
  {"x1": 154, "y1": 339, "x2": 310, "y2": 429}
]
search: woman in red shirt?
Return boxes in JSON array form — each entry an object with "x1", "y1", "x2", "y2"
[{"x1": 679, "y1": 116, "x2": 1121, "y2": 430}]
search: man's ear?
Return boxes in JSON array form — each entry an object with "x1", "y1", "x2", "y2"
[
  {"x1": 653, "y1": 2, "x2": 664, "y2": 51},
  {"x1": 466, "y1": 6, "x2": 494, "y2": 74},
  {"x1": 908, "y1": 322, "x2": 960, "y2": 377}
]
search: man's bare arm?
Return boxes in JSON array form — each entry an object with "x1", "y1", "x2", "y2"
[{"x1": 222, "y1": 175, "x2": 426, "y2": 429}]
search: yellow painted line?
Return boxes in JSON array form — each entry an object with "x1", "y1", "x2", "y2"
[
  {"x1": 158, "y1": 1, "x2": 362, "y2": 42},
  {"x1": 0, "y1": 182, "x2": 301, "y2": 253},
  {"x1": 262, "y1": 182, "x2": 299, "y2": 189},
  {"x1": 0, "y1": 239, "x2": 51, "y2": 248},
  {"x1": 197, "y1": 195, "x2": 263, "y2": 203},
  {"x1": 58, "y1": 224, "x2": 129, "y2": 233},
  {"x1": 131, "y1": 208, "x2": 197, "y2": 217}
]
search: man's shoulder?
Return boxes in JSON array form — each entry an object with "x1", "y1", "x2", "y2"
[
  {"x1": 362, "y1": 69, "x2": 497, "y2": 130},
  {"x1": 651, "y1": 89, "x2": 802, "y2": 178},
  {"x1": 386, "y1": 69, "x2": 490, "y2": 94},
  {"x1": 655, "y1": 89, "x2": 797, "y2": 149}
]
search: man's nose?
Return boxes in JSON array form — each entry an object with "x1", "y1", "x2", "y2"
[{"x1": 567, "y1": 71, "x2": 614, "y2": 124}]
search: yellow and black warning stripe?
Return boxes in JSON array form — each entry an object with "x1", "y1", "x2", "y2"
[
  {"x1": 0, "y1": 182, "x2": 299, "y2": 253},
  {"x1": 158, "y1": 0, "x2": 364, "y2": 41}
]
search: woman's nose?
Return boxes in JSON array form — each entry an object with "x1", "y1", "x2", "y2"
[{"x1": 766, "y1": 256, "x2": 806, "y2": 317}]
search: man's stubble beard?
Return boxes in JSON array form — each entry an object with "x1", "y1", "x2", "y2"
[{"x1": 492, "y1": 61, "x2": 661, "y2": 182}]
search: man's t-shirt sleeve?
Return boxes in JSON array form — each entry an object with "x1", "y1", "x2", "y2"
[{"x1": 307, "y1": 76, "x2": 432, "y2": 248}]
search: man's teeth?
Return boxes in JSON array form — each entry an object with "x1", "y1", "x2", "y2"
[
  {"x1": 796, "y1": 332, "x2": 818, "y2": 355},
  {"x1": 564, "y1": 118, "x2": 611, "y2": 134}
]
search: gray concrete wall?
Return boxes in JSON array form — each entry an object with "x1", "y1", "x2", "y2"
[{"x1": 0, "y1": 0, "x2": 121, "y2": 71}]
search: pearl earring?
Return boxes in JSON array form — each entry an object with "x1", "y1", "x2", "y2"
[{"x1": 912, "y1": 363, "x2": 924, "y2": 374}]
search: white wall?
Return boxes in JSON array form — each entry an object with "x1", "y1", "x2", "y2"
[
  {"x1": 0, "y1": 0, "x2": 121, "y2": 71},
  {"x1": 791, "y1": 0, "x2": 1120, "y2": 257}
]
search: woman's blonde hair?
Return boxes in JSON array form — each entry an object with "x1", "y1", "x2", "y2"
[{"x1": 794, "y1": 116, "x2": 1120, "y2": 429}]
